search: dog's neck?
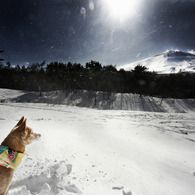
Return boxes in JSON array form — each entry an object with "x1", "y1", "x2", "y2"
[{"x1": 1, "y1": 135, "x2": 25, "y2": 153}]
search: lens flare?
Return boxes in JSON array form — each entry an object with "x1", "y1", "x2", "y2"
[{"x1": 104, "y1": 0, "x2": 139, "y2": 22}]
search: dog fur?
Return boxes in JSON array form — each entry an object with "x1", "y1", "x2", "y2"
[{"x1": 0, "y1": 117, "x2": 41, "y2": 195}]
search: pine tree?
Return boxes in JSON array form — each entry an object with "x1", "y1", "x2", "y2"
[{"x1": 0, "y1": 50, "x2": 4, "y2": 61}]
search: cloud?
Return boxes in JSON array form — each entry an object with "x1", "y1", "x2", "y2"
[{"x1": 187, "y1": 49, "x2": 195, "y2": 55}]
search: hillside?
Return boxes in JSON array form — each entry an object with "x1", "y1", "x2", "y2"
[
  {"x1": 0, "y1": 88, "x2": 194, "y2": 113},
  {"x1": 120, "y1": 50, "x2": 195, "y2": 73}
]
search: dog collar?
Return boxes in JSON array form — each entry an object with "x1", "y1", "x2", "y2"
[{"x1": 0, "y1": 145, "x2": 26, "y2": 169}]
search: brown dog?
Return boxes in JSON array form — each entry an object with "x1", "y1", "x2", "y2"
[{"x1": 0, "y1": 117, "x2": 41, "y2": 195}]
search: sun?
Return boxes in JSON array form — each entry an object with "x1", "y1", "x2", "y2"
[{"x1": 103, "y1": 0, "x2": 139, "y2": 22}]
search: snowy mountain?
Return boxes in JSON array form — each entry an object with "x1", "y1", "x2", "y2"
[{"x1": 120, "y1": 50, "x2": 195, "y2": 73}]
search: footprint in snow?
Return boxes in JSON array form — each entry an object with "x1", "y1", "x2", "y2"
[
  {"x1": 112, "y1": 186, "x2": 132, "y2": 195},
  {"x1": 112, "y1": 186, "x2": 124, "y2": 190},
  {"x1": 122, "y1": 190, "x2": 132, "y2": 195}
]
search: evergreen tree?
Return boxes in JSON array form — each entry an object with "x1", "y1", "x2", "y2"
[{"x1": 0, "y1": 50, "x2": 4, "y2": 62}]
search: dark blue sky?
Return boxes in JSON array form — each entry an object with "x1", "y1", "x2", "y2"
[{"x1": 0, "y1": 0, "x2": 195, "y2": 66}]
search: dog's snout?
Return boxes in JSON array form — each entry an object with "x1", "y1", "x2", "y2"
[{"x1": 36, "y1": 133, "x2": 41, "y2": 138}]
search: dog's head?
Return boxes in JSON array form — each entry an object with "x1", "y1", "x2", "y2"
[{"x1": 12, "y1": 116, "x2": 41, "y2": 145}]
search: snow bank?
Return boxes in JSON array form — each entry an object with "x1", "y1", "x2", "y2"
[{"x1": 0, "y1": 88, "x2": 194, "y2": 113}]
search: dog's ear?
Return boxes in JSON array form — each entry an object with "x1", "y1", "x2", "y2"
[
  {"x1": 15, "y1": 116, "x2": 25, "y2": 128},
  {"x1": 20, "y1": 119, "x2": 28, "y2": 139},
  {"x1": 15, "y1": 118, "x2": 27, "y2": 134}
]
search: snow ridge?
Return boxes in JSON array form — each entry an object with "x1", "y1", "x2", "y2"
[{"x1": 8, "y1": 160, "x2": 80, "y2": 195}]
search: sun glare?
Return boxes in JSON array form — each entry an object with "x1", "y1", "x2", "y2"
[{"x1": 104, "y1": 0, "x2": 139, "y2": 22}]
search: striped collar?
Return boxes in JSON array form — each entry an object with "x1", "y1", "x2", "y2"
[{"x1": 0, "y1": 145, "x2": 26, "y2": 169}]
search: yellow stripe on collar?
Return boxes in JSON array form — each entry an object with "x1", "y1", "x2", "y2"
[{"x1": 0, "y1": 145, "x2": 26, "y2": 169}]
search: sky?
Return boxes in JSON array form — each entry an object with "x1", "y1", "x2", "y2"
[{"x1": 0, "y1": 0, "x2": 195, "y2": 66}]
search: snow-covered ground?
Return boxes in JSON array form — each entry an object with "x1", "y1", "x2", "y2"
[
  {"x1": 0, "y1": 89, "x2": 195, "y2": 195},
  {"x1": 0, "y1": 88, "x2": 195, "y2": 113}
]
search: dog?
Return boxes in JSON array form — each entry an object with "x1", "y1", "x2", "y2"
[{"x1": 0, "y1": 116, "x2": 41, "y2": 195}]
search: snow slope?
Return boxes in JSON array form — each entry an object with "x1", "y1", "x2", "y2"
[
  {"x1": 0, "y1": 88, "x2": 195, "y2": 195},
  {"x1": 0, "y1": 103, "x2": 195, "y2": 195},
  {"x1": 120, "y1": 50, "x2": 195, "y2": 73},
  {"x1": 0, "y1": 88, "x2": 195, "y2": 113}
]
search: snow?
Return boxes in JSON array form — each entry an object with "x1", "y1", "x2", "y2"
[
  {"x1": 119, "y1": 50, "x2": 195, "y2": 73},
  {"x1": 0, "y1": 89, "x2": 195, "y2": 195},
  {"x1": 0, "y1": 88, "x2": 195, "y2": 113}
]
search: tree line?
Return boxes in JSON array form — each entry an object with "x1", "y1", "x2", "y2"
[{"x1": 0, "y1": 60, "x2": 195, "y2": 98}]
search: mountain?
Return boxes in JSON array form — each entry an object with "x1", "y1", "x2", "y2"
[{"x1": 120, "y1": 50, "x2": 195, "y2": 73}]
